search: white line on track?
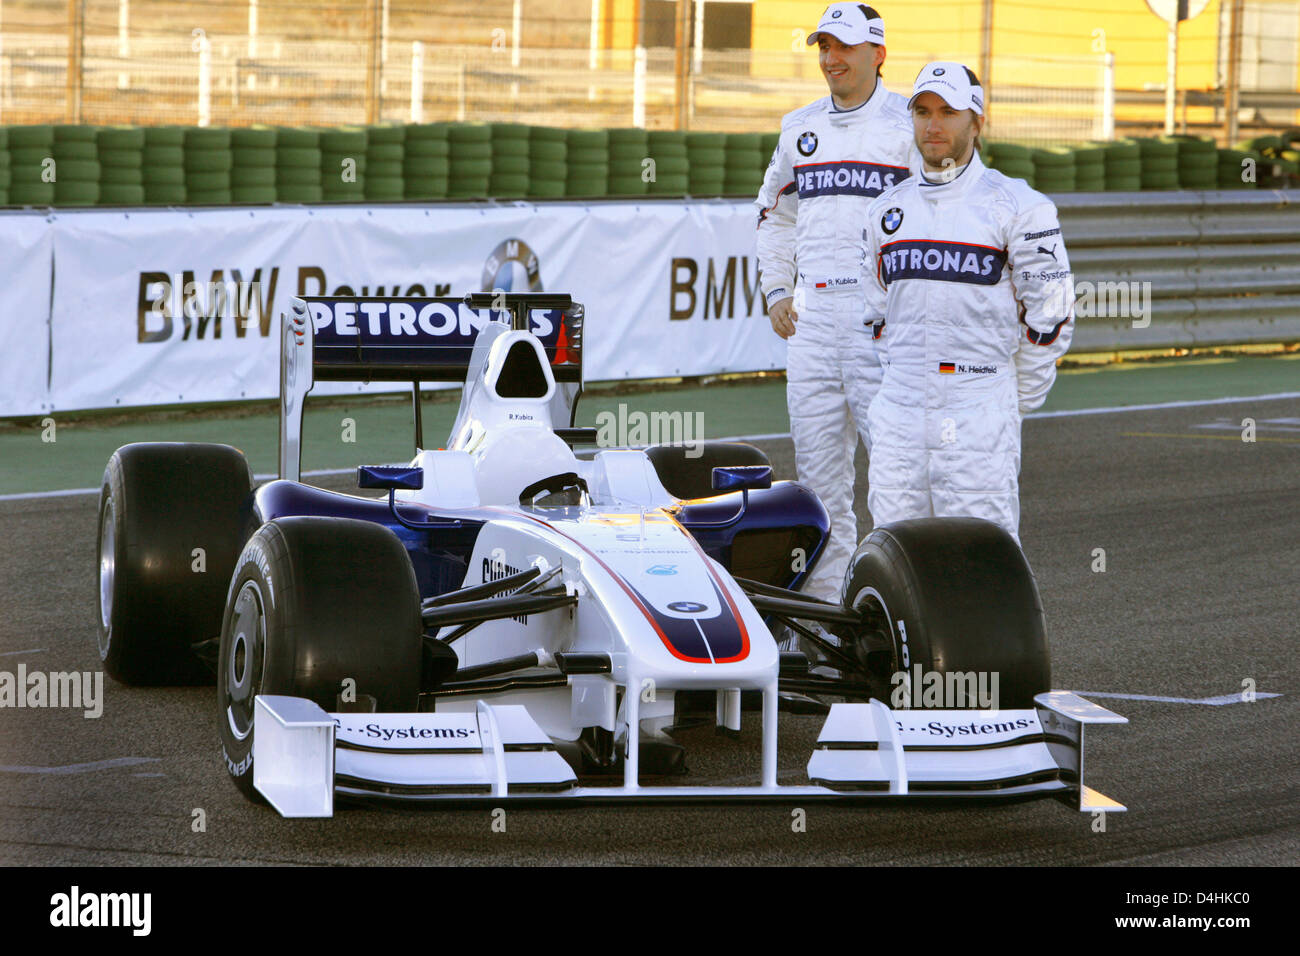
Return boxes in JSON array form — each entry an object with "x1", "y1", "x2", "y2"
[
  {"x1": 0, "y1": 648, "x2": 46, "y2": 657},
  {"x1": 0, "y1": 757, "x2": 161, "y2": 775},
  {"x1": 1075, "y1": 690, "x2": 1282, "y2": 706},
  {"x1": 3, "y1": 391, "x2": 1298, "y2": 503}
]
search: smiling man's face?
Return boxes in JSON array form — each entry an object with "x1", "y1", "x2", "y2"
[{"x1": 818, "y1": 34, "x2": 883, "y2": 109}]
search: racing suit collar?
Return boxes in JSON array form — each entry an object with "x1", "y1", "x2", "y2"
[
  {"x1": 915, "y1": 148, "x2": 986, "y2": 201},
  {"x1": 827, "y1": 78, "x2": 885, "y2": 125}
]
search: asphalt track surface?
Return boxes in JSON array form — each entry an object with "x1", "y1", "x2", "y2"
[{"x1": 0, "y1": 395, "x2": 1296, "y2": 866}]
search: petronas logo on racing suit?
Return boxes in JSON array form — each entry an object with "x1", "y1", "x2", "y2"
[
  {"x1": 796, "y1": 161, "x2": 907, "y2": 198},
  {"x1": 878, "y1": 239, "x2": 1008, "y2": 287}
]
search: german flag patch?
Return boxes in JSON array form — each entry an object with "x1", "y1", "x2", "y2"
[{"x1": 939, "y1": 362, "x2": 956, "y2": 374}]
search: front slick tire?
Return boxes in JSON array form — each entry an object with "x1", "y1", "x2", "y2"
[
  {"x1": 842, "y1": 517, "x2": 1050, "y2": 710},
  {"x1": 218, "y1": 517, "x2": 423, "y2": 802}
]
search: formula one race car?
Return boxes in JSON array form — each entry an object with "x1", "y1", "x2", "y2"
[{"x1": 95, "y1": 291, "x2": 1126, "y2": 817}]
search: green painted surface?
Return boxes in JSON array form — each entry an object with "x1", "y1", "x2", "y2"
[{"x1": 1, "y1": 354, "x2": 1295, "y2": 495}]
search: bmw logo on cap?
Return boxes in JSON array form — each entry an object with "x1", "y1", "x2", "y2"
[
  {"x1": 882, "y1": 207, "x2": 904, "y2": 234},
  {"x1": 797, "y1": 131, "x2": 818, "y2": 156},
  {"x1": 831, "y1": 8, "x2": 842, "y2": 16},
  {"x1": 933, "y1": 67, "x2": 946, "y2": 75}
]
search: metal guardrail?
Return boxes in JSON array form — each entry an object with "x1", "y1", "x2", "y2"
[{"x1": 1057, "y1": 189, "x2": 1300, "y2": 352}]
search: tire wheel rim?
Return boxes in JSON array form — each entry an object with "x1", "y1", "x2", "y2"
[
  {"x1": 97, "y1": 498, "x2": 115, "y2": 654},
  {"x1": 225, "y1": 580, "x2": 267, "y2": 741},
  {"x1": 849, "y1": 586, "x2": 903, "y2": 704}
]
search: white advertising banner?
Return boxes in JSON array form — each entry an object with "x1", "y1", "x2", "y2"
[
  {"x1": 0, "y1": 214, "x2": 55, "y2": 417},
  {"x1": 44, "y1": 200, "x2": 780, "y2": 413}
]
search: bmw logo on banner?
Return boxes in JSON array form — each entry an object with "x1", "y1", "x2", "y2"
[
  {"x1": 481, "y1": 237, "x2": 543, "y2": 294},
  {"x1": 797, "y1": 131, "x2": 819, "y2": 156}
]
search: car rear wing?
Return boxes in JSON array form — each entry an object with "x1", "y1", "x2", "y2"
[{"x1": 279, "y1": 293, "x2": 584, "y2": 481}]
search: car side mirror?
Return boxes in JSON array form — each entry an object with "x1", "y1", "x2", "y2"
[
  {"x1": 357, "y1": 465, "x2": 424, "y2": 491},
  {"x1": 711, "y1": 465, "x2": 772, "y2": 493}
]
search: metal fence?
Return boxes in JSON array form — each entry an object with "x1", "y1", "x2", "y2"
[
  {"x1": 1, "y1": 25, "x2": 1112, "y2": 142},
  {"x1": 1061, "y1": 189, "x2": 1300, "y2": 352}
]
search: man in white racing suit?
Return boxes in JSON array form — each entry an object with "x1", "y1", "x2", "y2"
[
  {"x1": 861, "y1": 62, "x2": 1074, "y2": 541},
  {"x1": 755, "y1": 2, "x2": 915, "y2": 603}
]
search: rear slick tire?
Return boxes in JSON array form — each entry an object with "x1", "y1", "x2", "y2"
[
  {"x1": 842, "y1": 517, "x2": 1051, "y2": 709},
  {"x1": 97, "y1": 442, "x2": 253, "y2": 686}
]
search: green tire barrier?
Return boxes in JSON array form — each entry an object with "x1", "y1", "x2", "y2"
[
  {"x1": 142, "y1": 166, "x2": 186, "y2": 185},
  {"x1": 276, "y1": 147, "x2": 322, "y2": 168},
  {"x1": 277, "y1": 183, "x2": 324, "y2": 202},
  {"x1": 367, "y1": 143, "x2": 404, "y2": 162},
  {"x1": 8, "y1": 125, "x2": 55, "y2": 148},
  {"x1": 99, "y1": 148, "x2": 144, "y2": 168},
  {"x1": 363, "y1": 177, "x2": 405, "y2": 200},
  {"x1": 97, "y1": 127, "x2": 145, "y2": 150},
  {"x1": 278, "y1": 166, "x2": 323, "y2": 185},
  {"x1": 6, "y1": 123, "x2": 1290, "y2": 206},
  {"x1": 403, "y1": 157, "x2": 450, "y2": 178},
  {"x1": 276, "y1": 128, "x2": 320, "y2": 148},
  {"x1": 405, "y1": 138, "x2": 450, "y2": 158},
  {"x1": 233, "y1": 147, "x2": 277, "y2": 167},
  {"x1": 101, "y1": 167, "x2": 145, "y2": 185},
  {"x1": 366, "y1": 124, "x2": 405, "y2": 145},
  {"x1": 142, "y1": 146, "x2": 184, "y2": 166},
  {"x1": 52, "y1": 141, "x2": 97, "y2": 160},
  {"x1": 231, "y1": 127, "x2": 277, "y2": 149},
  {"x1": 143, "y1": 184, "x2": 187, "y2": 204},
  {"x1": 8, "y1": 183, "x2": 56, "y2": 204},
  {"x1": 492, "y1": 155, "x2": 530, "y2": 174},
  {"x1": 186, "y1": 171, "x2": 231, "y2": 191},
  {"x1": 567, "y1": 129, "x2": 609, "y2": 149},
  {"x1": 489, "y1": 174, "x2": 530, "y2": 195},
  {"x1": 366, "y1": 160, "x2": 404, "y2": 179},
  {"x1": 54, "y1": 181, "x2": 100, "y2": 204},
  {"x1": 98, "y1": 184, "x2": 146, "y2": 204},
  {"x1": 320, "y1": 128, "x2": 368, "y2": 152},
  {"x1": 232, "y1": 167, "x2": 277, "y2": 187},
  {"x1": 185, "y1": 151, "x2": 234, "y2": 173}
]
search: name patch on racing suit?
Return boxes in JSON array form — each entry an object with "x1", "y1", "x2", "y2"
[{"x1": 878, "y1": 240, "x2": 1008, "y2": 287}]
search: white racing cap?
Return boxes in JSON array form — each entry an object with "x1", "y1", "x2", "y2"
[
  {"x1": 908, "y1": 61, "x2": 985, "y2": 115},
  {"x1": 806, "y1": 3, "x2": 886, "y2": 47}
]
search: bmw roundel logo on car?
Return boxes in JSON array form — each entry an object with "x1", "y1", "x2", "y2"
[
  {"x1": 797, "y1": 131, "x2": 818, "y2": 156},
  {"x1": 667, "y1": 601, "x2": 707, "y2": 613}
]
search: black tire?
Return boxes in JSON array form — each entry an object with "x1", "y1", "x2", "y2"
[
  {"x1": 217, "y1": 517, "x2": 423, "y2": 802},
  {"x1": 841, "y1": 517, "x2": 1050, "y2": 709},
  {"x1": 97, "y1": 443, "x2": 253, "y2": 686},
  {"x1": 644, "y1": 441, "x2": 771, "y2": 500}
]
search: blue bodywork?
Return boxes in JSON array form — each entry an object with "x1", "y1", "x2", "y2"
[{"x1": 252, "y1": 475, "x2": 830, "y2": 604}]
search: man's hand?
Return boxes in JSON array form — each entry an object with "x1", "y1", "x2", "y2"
[{"x1": 769, "y1": 296, "x2": 798, "y2": 338}]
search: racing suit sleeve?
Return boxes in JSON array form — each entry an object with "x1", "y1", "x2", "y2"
[
  {"x1": 1008, "y1": 201, "x2": 1075, "y2": 415},
  {"x1": 860, "y1": 204, "x2": 888, "y2": 348},
  {"x1": 755, "y1": 132, "x2": 798, "y2": 308}
]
